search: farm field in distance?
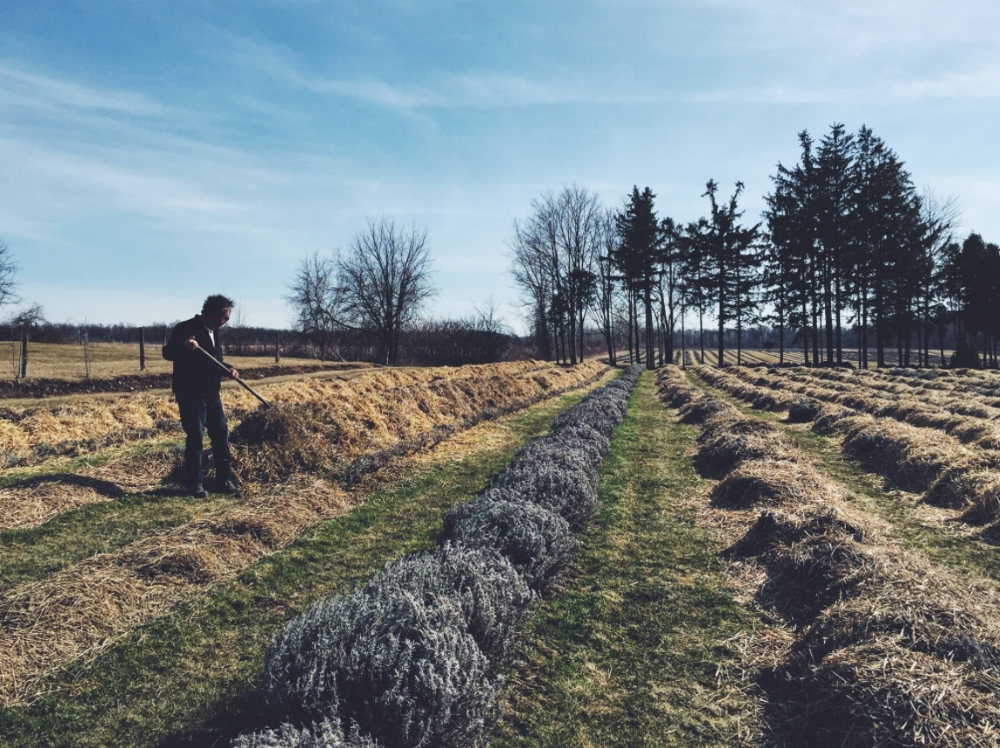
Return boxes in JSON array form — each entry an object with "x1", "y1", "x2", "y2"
[
  {"x1": 4, "y1": 358, "x2": 1000, "y2": 747},
  {"x1": 0, "y1": 341, "x2": 369, "y2": 400}
]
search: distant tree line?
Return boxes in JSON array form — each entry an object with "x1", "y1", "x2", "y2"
[
  {"x1": 510, "y1": 123, "x2": 999, "y2": 369},
  {"x1": 286, "y1": 218, "x2": 520, "y2": 367}
]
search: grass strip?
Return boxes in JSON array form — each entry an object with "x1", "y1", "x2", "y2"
[
  {"x1": 687, "y1": 370, "x2": 1000, "y2": 585},
  {"x1": 0, "y1": 493, "x2": 232, "y2": 595},
  {"x1": 0, "y1": 387, "x2": 599, "y2": 748},
  {"x1": 0, "y1": 438, "x2": 184, "y2": 489},
  {"x1": 491, "y1": 372, "x2": 759, "y2": 747}
]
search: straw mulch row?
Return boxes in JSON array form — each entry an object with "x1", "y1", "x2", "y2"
[
  {"x1": 229, "y1": 360, "x2": 608, "y2": 485},
  {"x1": 0, "y1": 475, "x2": 353, "y2": 706},
  {"x1": 656, "y1": 366, "x2": 1000, "y2": 748},
  {"x1": 726, "y1": 365, "x2": 1000, "y2": 446},
  {"x1": 695, "y1": 366, "x2": 798, "y2": 412},
  {"x1": 0, "y1": 362, "x2": 612, "y2": 706},
  {"x1": 694, "y1": 366, "x2": 1000, "y2": 528},
  {"x1": 0, "y1": 360, "x2": 559, "y2": 469},
  {"x1": 0, "y1": 361, "x2": 605, "y2": 532},
  {"x1": 742, "y1": 366, "x2": 1000, "y2": 449},
  {"x1": 800, "y1": 364, "x2": 1000, "y2": 403}
]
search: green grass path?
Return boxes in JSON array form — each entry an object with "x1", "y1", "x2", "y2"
[
  {"x1": 0, "y1": 387, "x2": 602, "y2": 748},
  {"x1": 491, "y1": 372, "x2": 758, "y2": 747}
]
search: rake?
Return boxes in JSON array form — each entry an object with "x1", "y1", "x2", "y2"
[{"x1": 196, "y1": 346, "x2": 272, "y2": 408}]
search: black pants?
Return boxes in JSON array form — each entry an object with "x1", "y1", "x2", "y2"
[{"x1": 176, "y1": 390, "x2": 231, "y2": 488}]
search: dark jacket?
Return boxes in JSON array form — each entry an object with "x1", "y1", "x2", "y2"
[{"x1": 162, "y1": 315, "x2": 232, "y2": 394}]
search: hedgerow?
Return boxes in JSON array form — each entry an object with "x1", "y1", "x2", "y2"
[{"x1": 239, "y1": 365, "x2": 641, "y2": 748}]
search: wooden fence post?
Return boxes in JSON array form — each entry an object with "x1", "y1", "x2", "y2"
[
  {"x1": 274, "y1": 333, "x2": 280, "y2": 363},
  {"x1": 19, "y1": 333, "x2": 27, "y2": 379},
  {"x1": 139, "y1": 327, "x2": 146, "y2": 371}
]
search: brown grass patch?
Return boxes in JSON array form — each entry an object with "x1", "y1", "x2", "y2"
[
  {"x1": 760, "y1": 567, "x2": 1000, "y2": 748},
  {"x1": 709, "y1": 457, "x2": 846, "y2": 510},
  {"x1": 0, "y1": 475, "x2": 353, "y2": 706},
  {"x1": 837, "y1": 414, "x2": 976, "y2": 493}
]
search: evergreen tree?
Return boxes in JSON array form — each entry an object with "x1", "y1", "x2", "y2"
[{"x1": 614, "y1": 187, "x2": 662, "y2": 369}]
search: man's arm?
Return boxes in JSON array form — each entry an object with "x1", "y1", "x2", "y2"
[
  {"x1": 162, "y1": 323, "x2": 186, "y2": 361},
  {"x1": 162, "y1": 320, "x2": 199, "y2": 361}
]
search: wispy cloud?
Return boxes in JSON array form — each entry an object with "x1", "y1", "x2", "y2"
[
  {"x1": 0, "y1": 63, "x2": 174, "y2": 117},
  {"x1": 210, "y1": 32, "x2": 659, "y2": 110},
  {"x1": 689, "y1": 61, "x2": 1000, "y2": 106},
  {"x1": 670, "y1": 0, "x2": 997, "y2": 59}
]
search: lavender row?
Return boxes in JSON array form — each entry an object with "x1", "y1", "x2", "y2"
[{"x1": 233, "y1": 366, "x2": 642, "y2": 748}]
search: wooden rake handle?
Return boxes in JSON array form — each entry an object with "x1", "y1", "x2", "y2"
[{"x1": 195, "y1": 346, "x2": 272, "y2": 409}]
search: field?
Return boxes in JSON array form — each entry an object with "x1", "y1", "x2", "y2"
[
  {"x1": 4, "y1": 357, "x2": 1000, "y2": 746},
  {"x1": 1, "y1": 341, "x2": 364, "y2": 382},
  {"x1": 665, "y1": 347, "x2": 956, "y2": 367}
]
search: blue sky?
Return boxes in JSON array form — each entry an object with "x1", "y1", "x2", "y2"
[{"x1": 2, "y1": 0, "x2": 998, "y2": 331}]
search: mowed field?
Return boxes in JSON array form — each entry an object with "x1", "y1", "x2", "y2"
[
  {"x1": 3, "y1": 341, "x2": 356, "y2": 382},
  {"x1": 667, "y1": 347, "x2": 956, "y2": 367},
  {"x1": 3, "y1": 356, "x2": 1000, "y2": 746}
]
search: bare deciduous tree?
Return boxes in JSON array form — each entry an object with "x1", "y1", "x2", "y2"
[
  {"x1": 0, "y1": 241, "x2": 19, "y2": 311},
  {"x1": 285, "y1": 252, "x2": 346, "y2": 361},
  {"x1": 509, "y1": 186, "x2": 602, "y2": 365},
  {"x1": 510, "y1": 202, "x2": 556, "y2": 361},
  {"x1": 7, "y1": 303, "x2": 43, "y2": 381},
  {"x1": 338, "y1": 218, "x2": 436, "y2": 365},
  {"x1": 592, "y1": 209, "x2": 618, "y2": 365}
]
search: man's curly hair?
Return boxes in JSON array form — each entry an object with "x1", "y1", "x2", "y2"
[{"x1": 202, "y1": 294, "x2": 235, "y2": 316}]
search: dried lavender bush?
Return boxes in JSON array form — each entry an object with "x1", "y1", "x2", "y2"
[
  {"x1": 440, "y1": 497, "x2": 578, "y2": 591},
  {"x1": 261, "y1": 586, "x2": 499, "y2": 747},
  {"x1": 231, "y1": 720, "x2": 380, "y2": 748},
  {"x1": 247, "y1": 366, "x2": 643, "y2": 748},
  {"x1": 363, "y1": 544, "x2": 533, "y2": 663}
]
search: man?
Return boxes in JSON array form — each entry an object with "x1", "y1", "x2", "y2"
[{"x1": 163, "y1": 294, "x2": 240, "y2": 498}]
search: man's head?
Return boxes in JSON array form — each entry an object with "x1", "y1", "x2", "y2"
[{"x1": 201, "y1": 294, "x2": 234, "y2": 331}]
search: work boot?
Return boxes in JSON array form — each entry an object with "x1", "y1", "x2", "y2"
[
  {"x1": 216, "y1": 479, "x2": 240, "y2": 496},
  {"x1": 190, "y1": 483, "x2": 208, "y2": 499}
]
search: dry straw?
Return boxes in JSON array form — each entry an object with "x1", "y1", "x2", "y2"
[
  {"x1": 0, "y1": 361, "x2": 606, "y2": 531},
  {"x1": 659, "y1": 365, "x2": 1000, "y2": 747},
  {"x1": 0, "y1": 360, "x2": 613, "y2": 706},
  {"x1": 0, "y1": 475, "x2": 353, "y2": 706},
  {"x1": 0, "y1": 360, "x2": 563, "y2": 468}
]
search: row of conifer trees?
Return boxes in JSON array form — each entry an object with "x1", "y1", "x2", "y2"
[{"x1": 511, "y1": 123, "x2": 999, "y2": 370}]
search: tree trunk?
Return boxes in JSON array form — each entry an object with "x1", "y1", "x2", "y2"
[
  {"x1": 645, "y1": 287, "x2": 655, "y2": 370},
  {"x1": 680, "y1": 306, "x2": 687, "y2": 369},
  {"x1": 699, "y1": 306, "x2": 705, "y2": 364}
]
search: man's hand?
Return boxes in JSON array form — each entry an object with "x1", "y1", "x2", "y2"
[
  {"x1": 184, "y1": 337, "x2": 199, "y2": 351},
  {"x1": 229, "y1": 368, "x2": 240, "y2": 379}
]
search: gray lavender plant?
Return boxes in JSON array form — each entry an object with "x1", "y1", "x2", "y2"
[
  {"x1": 231, "y1": 720, "x2": 381, "y2": 748},
  {"x1": 261, "y1": 585, "x2": 498, "y2": 747},
  {"x1": 243, "y1": 365, "x2": 643, "y2": 748},
  {"x1": 363, "y1": 543, "x2": 533, "y2": 662},
  {"x1": 483, "y1": 461, "x2": 598, "y2": 531},
  {"x1": 440, "y1": 497, "x2": 578, "y2": 590}
]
